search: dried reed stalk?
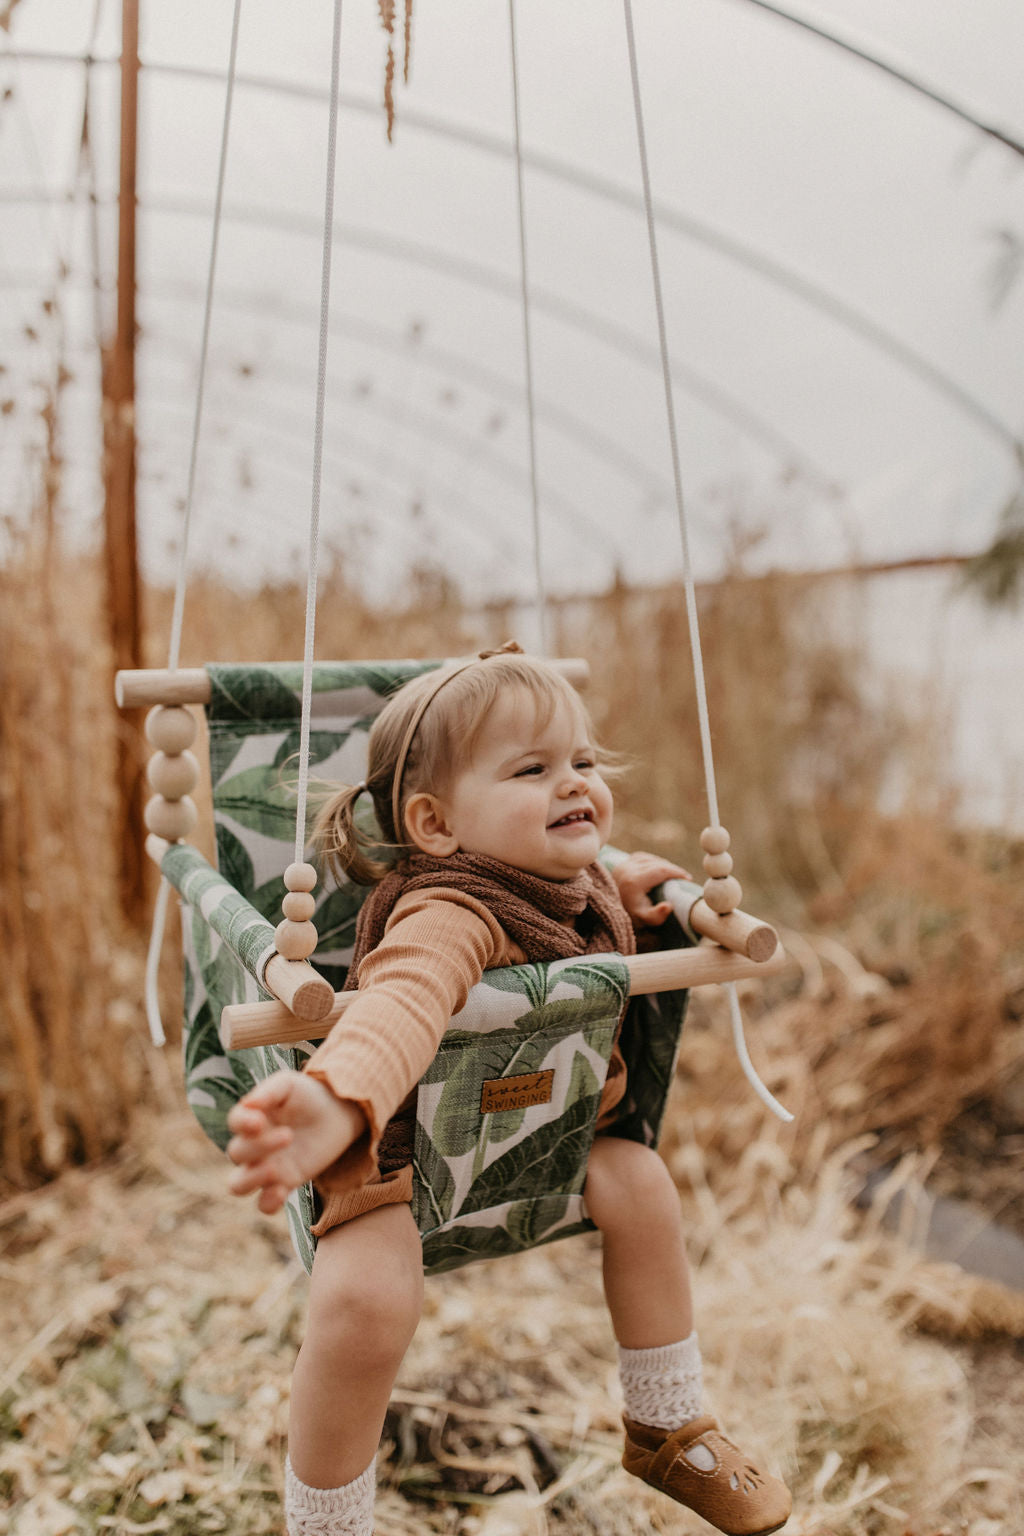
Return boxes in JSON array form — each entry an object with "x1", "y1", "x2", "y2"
[
  {"x1": 375, "y1": 0, "x2": 413, "y2": 141},
  {"x1": 0, "y1": 538, "x2": 147, "y2": 1193}
]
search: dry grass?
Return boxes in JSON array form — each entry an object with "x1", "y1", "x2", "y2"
[
  {"x1": 2, "y1": 1098, "x2": 1022, "y2": 1536},
  {"x1": 0, "y1": 535, "x2": 151, "y2": 1193}
]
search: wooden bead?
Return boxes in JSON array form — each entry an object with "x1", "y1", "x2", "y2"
[
  {"x1": 146, "y1": 749, "x2": 199, "y2": 799},
  {"x1": 284, "y1": 861, "x2": 318, "y2": 893},
  {"x1": 703, "y1": 874, "x2": 742, "y2": 914},
  {"x1": 275, "y1": 918, "x2": 318, "y2": 961},
  {"x1": 145, "y1": 705, "x2": 197, "y2": 754},
  {"x1": 144, "y1": 794, "x2": 198, "y2": 841},
  {"x1": 702, "y1": 850, "x2": 733, "y2": 879},
  {"x1": 699, "y1": 825, "x2": 731, "y2": 856},
  {"x1": 282, "y1": 890, "x2": 316, "y2": 922}
]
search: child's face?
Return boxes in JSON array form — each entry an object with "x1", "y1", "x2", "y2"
[{"x1": 434, "y1": 689, "x2": 614, "y2": 881}]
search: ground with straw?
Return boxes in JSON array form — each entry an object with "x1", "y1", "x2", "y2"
[{"x1": 3, "y1": 1071, "x2": 1023, "y2": 1536}]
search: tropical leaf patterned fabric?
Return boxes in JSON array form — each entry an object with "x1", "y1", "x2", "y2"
[
  {"x1": 414, "y1": 955, "x2": 629, "y2": 1272},
  {"x1": 169, "y1": 660, "x2": 691, "y2": 1278}
]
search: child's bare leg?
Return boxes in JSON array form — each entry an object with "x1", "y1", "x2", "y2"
[
  {"x1": 586, "y1": 1137, "x2": 792, "y2": 1534},
  {"x1": 583, "y1": 1135, "x2": 692, "y2": 1347},
  {"x1": 289, "y1": 1202, "x2": 424, "y2": 1489}
]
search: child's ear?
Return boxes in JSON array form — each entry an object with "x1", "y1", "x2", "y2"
[{"x1": 403, "y1": 792, "x2": 459, "y2": 857}]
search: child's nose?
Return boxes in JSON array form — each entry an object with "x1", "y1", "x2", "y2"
[{"x1": 560, "y1": 765, "x2": 587, "y2": 794}]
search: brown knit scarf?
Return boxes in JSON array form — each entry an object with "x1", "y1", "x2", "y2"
[{"x1": 344, "y1": 851, "x2": 636, "y2": 993}]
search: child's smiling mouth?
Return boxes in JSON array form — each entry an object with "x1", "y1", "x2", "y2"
[{"x1": 548, "y1": 809, "x2": 594, "y2": 829}]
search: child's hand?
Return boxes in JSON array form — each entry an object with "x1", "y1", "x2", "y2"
[
  {"x1": 613, "y1": 852, "x2": 692, "y2": 928},
  {"x1": 226, "y1": 1071, "x2": 366, "y2": 1216}
]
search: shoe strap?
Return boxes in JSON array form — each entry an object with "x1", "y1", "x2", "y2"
[{"x1": 647, "y1": 1417, "x2": 749, "y2": 1483}]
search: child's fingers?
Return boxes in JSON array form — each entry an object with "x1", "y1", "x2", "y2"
[
  {"x1": 256, "y1": 1183, "x2": 289, "y2": 1216},
  {"x1": 227, "y1": 1153, "x2": 293, "y2": 1198},
  {"x1": 226, "y1": 1102, "x2": 268, "y2": 1137},
  {"x1": 647, "y1": 859, "x2": 691, "y2": 883},
  {"x1": 630, "y1": 895, "x2": 673, "y2": 926},
  {"x1": 236, "y1": 1070, "x2": 301, "y2": 1116},
  {"x1": 226, "y1": 1122, "x2": 293, "y2": 1167}
]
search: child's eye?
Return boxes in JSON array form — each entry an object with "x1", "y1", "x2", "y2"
[
  {"x1": 515, "y1": 764, "x2": 544, "y2": 777},
  {"x1": 574, "y1": 759, "x2": 595, "y2": 772}
]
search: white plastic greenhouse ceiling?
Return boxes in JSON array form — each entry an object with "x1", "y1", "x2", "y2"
[{"x1": 3, "y1": 0, "x2": 1024, "y2": 605}]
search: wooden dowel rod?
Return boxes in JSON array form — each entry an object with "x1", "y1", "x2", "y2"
[
  {"x1": 116, "y1": 668, "x2": 212, "y2": 708},
  {"x1": 220, "y1": 941, "x2": 788, "y2": 1051},
  {"x1": 146, "y1": 835, "x2": 333, "y2": 1022},
  {"x1": 264, "y1": 953, "x2": 335, "y2": 1022},
  {"x1": 605, "y1": 860, "x2": 778, "y2": 964},
  {"x1": 626, "y1": 941, "x2": 786, "y2": 992},
  {"x1": 115, "y1": 657, "x2": 590, "y2": 710},
  {"x1": 686, "y1": 899, "x2": 778, "y2": 962},
  {"x1": 221, "y1": 1002, "x2": 339, "y2": 1051}
]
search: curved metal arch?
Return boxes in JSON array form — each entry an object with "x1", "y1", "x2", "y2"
[
  {"x1": 5, "y1": 48, "x2": 1017, "y2": 453},
  {"x1": 1, "y1": 185, "x2": 848, "y2": 483},
  {"x1": 144, "y1": 277, "x2": 679, "y2": 502},
  {"x1": 130, "y1": 396, "x2": 527, "y2": 572},
  {"x1": 129, "y1": 59, "x2": 1022, "y2": 458},
  {"x1": 5, "y1": 48, "x2": 1020, "y2": 456},
  {"x1": 145, "y1": 190, "x2": 854, "y2": 478},
  {"x1": 0, "y1": 261, "x2": 859, "y2": 564},
  {"x1": 732, "y1": 0, "x2": 1024, "y2": 162},
  {"x1": 135, "y1": 349, "x2": 625, "y2": 563},
  {"x1": 146, "y1": 270, "x2": 852, "y2": 521},
  {"x1": 11, "y1": 34, "x2": 1024, "y2": 159}
]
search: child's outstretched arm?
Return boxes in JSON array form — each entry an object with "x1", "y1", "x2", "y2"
[
  {"x1": 226, "y1": 1072, "x2": 366, "y2": 1216},
  {"x1": 613, "y1": 851, "x2": 691, "y2": 929}
]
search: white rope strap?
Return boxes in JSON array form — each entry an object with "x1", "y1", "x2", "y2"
[
  {"x1": 145, "y1": 0, "x2": 243, "y2": 1047},
  {"x1": 293, "y1": 0, "x2": 345, "y2": 867},
  {"x1": 507, "y1": 0, "x2": 548, "y2": 656},
  {"x1": 168, "y1": 0, "x2": 243, "y2": 674},
  {"x1": 622, "y1": 0, "x2": 791, "y2": 1122}
]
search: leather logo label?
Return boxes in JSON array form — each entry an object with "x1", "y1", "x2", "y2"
[{"x1": 480, "y1": 1069, "x2": 555, "y2": 1114}]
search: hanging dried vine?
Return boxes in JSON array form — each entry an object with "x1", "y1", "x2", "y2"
[{"x1": 378, "y1": 0, "x2": 414, "y2": 141}]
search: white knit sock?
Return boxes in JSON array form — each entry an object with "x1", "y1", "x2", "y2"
[
  {"x1": 284, "y1": 1456, "x2": 376, "y2": 1536},
  {"x1": 618, "y1": 1331, "x2": 704, "y2": 1430}
]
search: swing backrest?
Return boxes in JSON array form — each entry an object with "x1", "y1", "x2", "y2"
[{"x1": 179, "y1": 660, "x2": 690, "y2": 1274}]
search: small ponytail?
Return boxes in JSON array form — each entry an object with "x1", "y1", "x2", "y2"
[{"x1": 313, "y1": 779, "x2": 391, "y2": 887}]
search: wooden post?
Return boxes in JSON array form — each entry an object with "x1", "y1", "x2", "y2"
[{"x1": 103, "y1": 0, "x2": 146, "y2": 923}]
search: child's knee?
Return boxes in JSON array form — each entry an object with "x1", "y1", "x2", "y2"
[
  {"x1": 308, "y1": 1209, "x2": 424, "y2": 1360},
  {"x1": 584, "y1": 1137, "x2": 679, "y2": 1231}
]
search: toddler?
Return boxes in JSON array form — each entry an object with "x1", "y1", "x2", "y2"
[{"x1": 227, "y1": 646, "x2": 791, "y2": 1536}]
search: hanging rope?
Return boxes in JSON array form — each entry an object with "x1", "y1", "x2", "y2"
[
  {"x1": 167, "y1": 0, "x2": 243, "y2": 673},
  {"x1": 144, "y1": 0, "x2": 243, "y2": 1047},
  {"x1": 622, "y1": 0, "x2": 791, "y2": 1123},
  {"x1": 507, "y1": 0, "x2": 548, "y2": 656},
  {"x1": 293, "y1": 0, "x2": 345, "y2": 867}
]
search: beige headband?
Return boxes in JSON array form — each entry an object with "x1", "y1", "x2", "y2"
[{"x1": 390, "y1": 642, "x2": 523, "y2": 842}]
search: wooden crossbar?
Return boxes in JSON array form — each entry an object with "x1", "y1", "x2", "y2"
[
  {"x1": 115, "y1": 658, "x2": 591, "y2": 709},
  {"x1": 220, "y1": 939, "x2": 788, "y2": 1050}
]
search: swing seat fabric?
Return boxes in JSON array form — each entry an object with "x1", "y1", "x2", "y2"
[{"x1": 165, "y1": 660, "x2": 692, "y2": 1276}]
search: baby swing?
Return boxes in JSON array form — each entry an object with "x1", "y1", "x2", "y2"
[{"x1": 116, "y1": 0, "x2": 790, "y2": 1278}]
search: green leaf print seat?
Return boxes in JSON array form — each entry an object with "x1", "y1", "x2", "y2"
[{"x1": 124, "y1": 658, "x2": 779, "y2": 1277}]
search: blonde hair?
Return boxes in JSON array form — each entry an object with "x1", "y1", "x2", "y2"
[{"x1": 314, "y1": 650, "x2": 601, "y2": 886}]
